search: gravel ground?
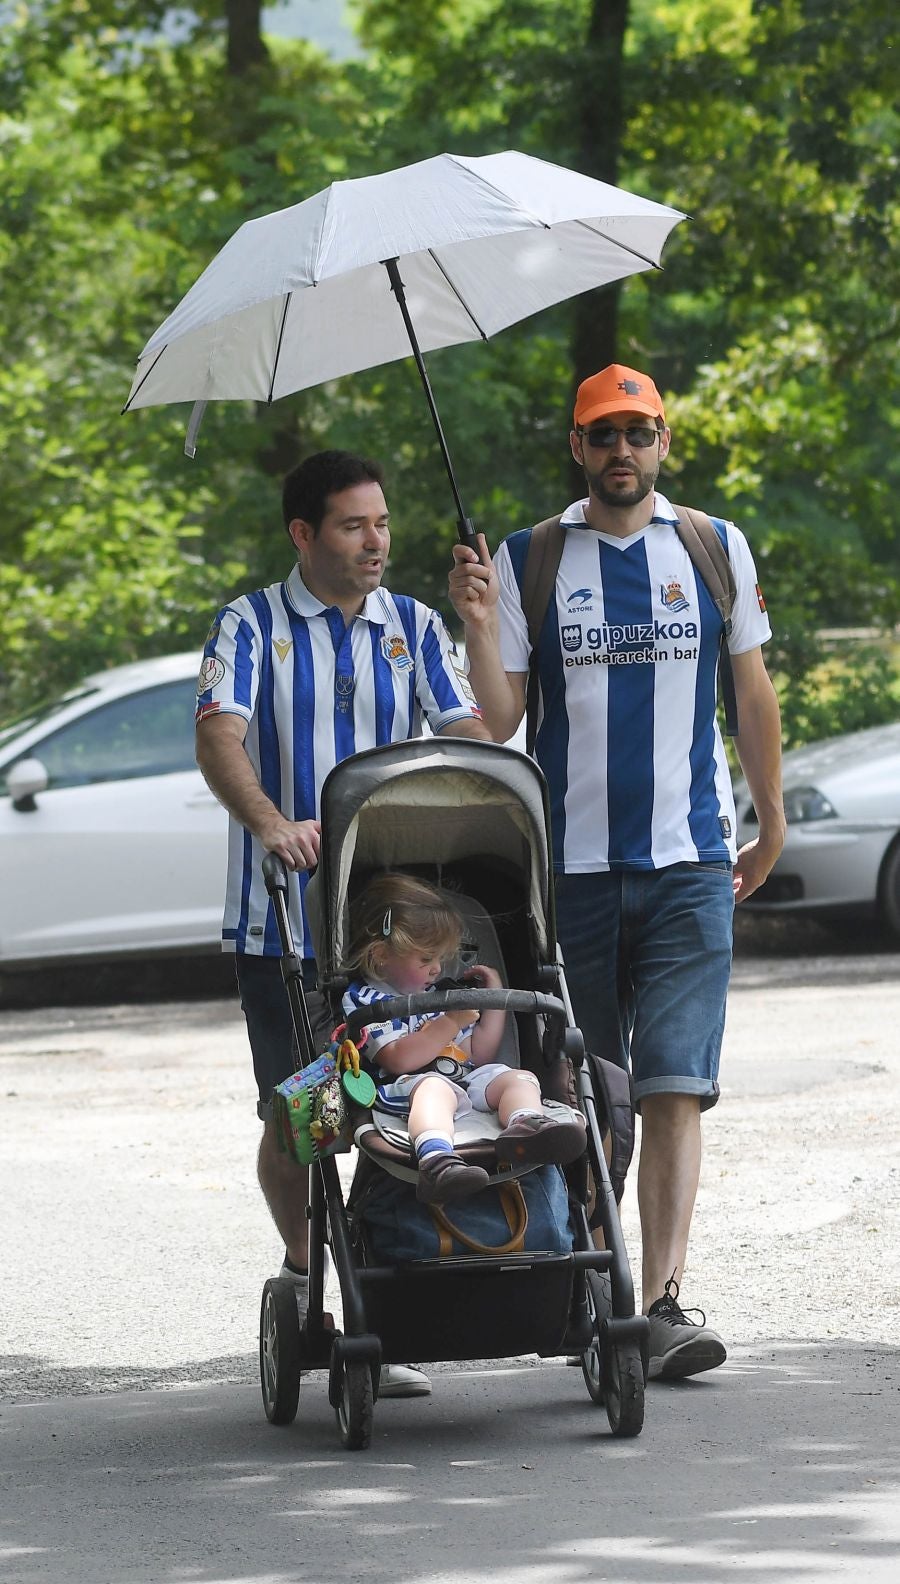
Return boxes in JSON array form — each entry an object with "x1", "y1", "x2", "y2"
[{"x1": 1, "y1": 927, "x2": 898, "y2": 1400}]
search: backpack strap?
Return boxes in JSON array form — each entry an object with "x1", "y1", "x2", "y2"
[
  {"x1": 671, "y1": 504, "x2": 739, "y2": 737},
  {"x1": 520, "y1": 515, "x2": 564, "y2": 754}
]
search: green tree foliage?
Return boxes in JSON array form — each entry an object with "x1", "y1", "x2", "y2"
[{"x1": 0, "y1": 0, "x2": 896, "y2": 738}]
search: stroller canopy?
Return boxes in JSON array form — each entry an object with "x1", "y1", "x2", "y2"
[{"x1": 307, "y1": 738, "x2": 555, "y2": 980}]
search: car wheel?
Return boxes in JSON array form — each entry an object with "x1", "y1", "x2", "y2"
[{"x1": 877, "y1": 838, "x2": 900, "y2": 940}]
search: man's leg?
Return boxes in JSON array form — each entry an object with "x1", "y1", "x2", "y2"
[
  {"x1": 628, "y1": 864, "x2": 732, "y2": 1379},
  {"x1": 637, "y1": 1092, "x2": 701, "y2": 1306},
  {"x1": 258, "y1": 1122, "x2": 309, "y2": 1268}
]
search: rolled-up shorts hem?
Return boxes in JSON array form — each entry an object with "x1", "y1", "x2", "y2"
[{"x1": 632, "y1": 1076, "x2": 721, "y2": 1113}]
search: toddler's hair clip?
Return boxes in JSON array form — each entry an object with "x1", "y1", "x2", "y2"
[{"x1": 381, "y1": 908, "x2": 392, "y2": 938}]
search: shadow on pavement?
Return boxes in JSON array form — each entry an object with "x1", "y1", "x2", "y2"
[
  {"x1": 0, "y1": 953, "x2": 237, "y2": 1009},
  {"x1": 2, "y1": 1343, "x2": 898, "y2": 1584},
  {"x1": 733, "y1": 911, "x2": 897, "y2": 959},
  {"x1": 2, "y1": 916, "x2": 897, "y2": 1013}
]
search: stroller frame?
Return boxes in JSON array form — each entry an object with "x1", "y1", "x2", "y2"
[{"x1": 258, "y1": 739, "x2": 649, "y2": 1448}]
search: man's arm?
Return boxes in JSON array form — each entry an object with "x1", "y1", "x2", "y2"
[
  {"x1": 730, "y1": 647, "x2": 786, "y2": 902},
  {"x1": 439, "y1": 715, "x2": 493, "y2": 742},
  {"x1": 448, "y1": 536, "x2": 527, "y2": 742},
  {"x1": 195, "y1": 713, "x2": 320, "y2": 871}
]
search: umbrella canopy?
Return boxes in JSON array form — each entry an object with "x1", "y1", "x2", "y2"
[{"x1": 125, "y1": 150, "x2": 685, "y2": 412}]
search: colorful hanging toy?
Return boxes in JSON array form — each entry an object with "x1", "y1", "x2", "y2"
[{"x1": 273, "y1": 1030, "x2": 377, "y2": 1165}]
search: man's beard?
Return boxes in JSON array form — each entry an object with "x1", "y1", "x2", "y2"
[{"x1": 585, "y1": 460, "x2": 657, "y2": 509}]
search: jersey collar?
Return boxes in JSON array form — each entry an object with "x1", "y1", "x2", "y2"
[
  {"x1": 560, "y1": 491, "x2": 679, "y2": 532},
  {"x1": 284, "y1": 564, "x2": 391, "y2": 624}
]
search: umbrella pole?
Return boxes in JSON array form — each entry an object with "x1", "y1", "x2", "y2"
[{"x1": 384, "y1": 258, "x2": 478, "y2": 550}]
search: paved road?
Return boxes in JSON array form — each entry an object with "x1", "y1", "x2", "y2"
[{"x1": 1, "y1": 947, "x2": 899, "y2": 1581}]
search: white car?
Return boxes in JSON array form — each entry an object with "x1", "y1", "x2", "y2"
[
  {"x1": 733, "y1": 721, "x2": 900, "y2": 937},
  {"x1": 0, "y1": 653, "x2": 227, "y2": 972}
]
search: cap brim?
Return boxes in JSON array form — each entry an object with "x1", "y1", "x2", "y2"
[{"x1": 576, "y1": 398, "x2": 663, "y2": 426}]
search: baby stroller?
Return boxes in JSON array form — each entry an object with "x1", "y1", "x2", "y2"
[{"x1": 258, "y1": 737, "x2": 649, "y2": 1448}]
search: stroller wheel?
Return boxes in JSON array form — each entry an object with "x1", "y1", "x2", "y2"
[
  {"x1": 259, "y1": 1278, "x2": 302, "y2": 1426},
  {"x1": 580, "y1": 1270, "x2": 612, "y2": 1406},
  {"x1": 335, "y1": 1358, "x2": 374, "y2": 1451},
  {"x1": 602, "y1": 1339, "x2": 644, "y2": 1438}
]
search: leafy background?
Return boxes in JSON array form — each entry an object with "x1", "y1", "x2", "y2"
[{"x1": 1, "y1": 0, "x2": 897, "y2": 745}]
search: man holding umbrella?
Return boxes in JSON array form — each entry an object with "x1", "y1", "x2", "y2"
[
  {"x1": 448, "y1": 364, "x2": 785, "y2": 1381},
  {"x1": 196, "y1": 449, "x2": 491, "y2": 1399}
]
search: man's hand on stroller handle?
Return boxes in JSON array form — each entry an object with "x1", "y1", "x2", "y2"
[{"x1": 258, "y1": 813, "x2": 321, "y2": 871}]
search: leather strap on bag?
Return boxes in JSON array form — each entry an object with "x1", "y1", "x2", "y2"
[{"x1": 429, "y1": 1179, "x2": 529, "y2": 1256}]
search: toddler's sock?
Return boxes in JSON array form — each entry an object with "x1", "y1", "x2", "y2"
[
  {"x1": 505, "y1": 1105, "x2": 544, "y2": 1127},
  {"x1": 415, "y1": 1131, "x2": 454, "y2": 1160}
]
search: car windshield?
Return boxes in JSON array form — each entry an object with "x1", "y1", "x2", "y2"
[{"x1": 0, "y1": 688, "x2": 99, "y2": 750}]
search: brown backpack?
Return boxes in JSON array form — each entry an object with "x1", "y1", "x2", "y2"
[{"x1": 520, "y1": 504, "x2": 738, "y2": 752}]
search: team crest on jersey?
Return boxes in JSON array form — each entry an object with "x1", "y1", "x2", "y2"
[
  {"x1": 197, "y1": 655, "x2": 225, "y2": 695},
  {"x1": 660, "y1": 579, "x2": 690, "y2": 614},
  {"x1": 381, "y1": 633, "x2": 414, "y2": 671},
  {"x1": 561, "y1": 624, "x2": 582, "y2": 652}
]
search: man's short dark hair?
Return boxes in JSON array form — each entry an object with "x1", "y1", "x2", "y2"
[{"x1": 281, "y1": 450, "x2": 385, "y2": 535}]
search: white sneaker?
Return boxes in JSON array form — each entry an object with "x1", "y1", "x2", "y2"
[{"x1": 379, "y1": 1364, "x2": 432, "y2": 1398}]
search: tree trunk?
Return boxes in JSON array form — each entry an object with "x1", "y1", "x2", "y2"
[
  {"x1": 223, "y1": 2, "x2": 306, "y2": 470},
  {"x1": 570, "y1": 0, "x2": 629, "y2": 389},
  {"x1": 226, "y1": 0, "x2": 270, "y2": 74}
]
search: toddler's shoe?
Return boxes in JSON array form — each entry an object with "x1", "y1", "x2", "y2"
[
  {"x1": 416, "y1": 1150, "x2": 490, "y2": 1204},
  {"x1": 495, "y1": 1110, "x2": 586, "y2": 1168}
]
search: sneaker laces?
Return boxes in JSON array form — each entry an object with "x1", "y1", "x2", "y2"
[{"x1": 649, "y1": 1272, "x2": 708, "y2": 1328}]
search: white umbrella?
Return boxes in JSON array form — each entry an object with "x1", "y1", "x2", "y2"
[{"x1": 124, "y1": 149, "x2": 685, "y2": 541}]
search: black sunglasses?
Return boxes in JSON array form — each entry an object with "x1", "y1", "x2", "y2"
[{"x1": 579, "y1": 422, "x2": 660, "y2": 449}]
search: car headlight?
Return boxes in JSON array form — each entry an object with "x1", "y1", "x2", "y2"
[{"x1": 782, "y1": 786, "x2": 837, "y2": 824}]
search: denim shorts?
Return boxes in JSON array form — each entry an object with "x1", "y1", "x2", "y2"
[
  {"x1": 553, "y1": 863, "x2": 734, "y2": 1111},
  {"x1": 235, "y1": 954, "x2": 333, "y2": 1115}
]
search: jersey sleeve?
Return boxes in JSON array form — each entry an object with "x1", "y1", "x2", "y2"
[
  {"x1": 414, "y1": 606, "x2": 483, "y2": 731},
  {"x1": 342, "y1": 981, "x2": 407, "y2": 1064},
  {"x1": 195, "y1": 603, "x2": 261, "y2": 724},
  {"x1": 494, "y1": 541, "x2": 532, "y2": 674},
  {"x1": 724, "y1": 524, "x2": 773, "y2": 655}
]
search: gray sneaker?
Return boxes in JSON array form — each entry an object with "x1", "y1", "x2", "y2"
[{"x1": 646, "y1": 1277, "x2": 726, "y2": 1380}]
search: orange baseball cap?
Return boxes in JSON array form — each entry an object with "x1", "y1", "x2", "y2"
[{"x1": 574, "y1": 363, "x2": 666, "y2": 427}]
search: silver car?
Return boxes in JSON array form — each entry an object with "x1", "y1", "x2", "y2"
[
  {"x1": 0, "y1": 653, "x2": 226, "y2": 973},
  {"x1": 733, "y1": 721, "x2": 900, "y2": 937}
]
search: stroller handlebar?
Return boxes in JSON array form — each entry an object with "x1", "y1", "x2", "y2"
[{"x1": 343, "y1": 988, "x2": 567, "y2": 1047}]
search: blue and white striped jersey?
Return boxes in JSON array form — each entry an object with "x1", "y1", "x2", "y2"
[
  {"x1": 342, "y1": 979, "x2": 476, "y2": 1068},
  {"x1": 494, "y1": 492, "x2": 771, "y2": 873},
  {"x1": 196, "y1": 565, "x2": 481, "y2": 956}
]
